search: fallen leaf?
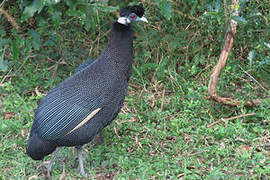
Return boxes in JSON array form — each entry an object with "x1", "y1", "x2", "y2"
[
  {"x1": 4, "y1": 112, "x2": 15, "y2": 119},
  {"x1": 238, "y1": 145, "x2": 252, "y2": 151}
]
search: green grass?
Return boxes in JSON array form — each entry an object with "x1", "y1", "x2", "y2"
[{"x1": 0, "y1": 1, "x2": 270, "y2": 179}]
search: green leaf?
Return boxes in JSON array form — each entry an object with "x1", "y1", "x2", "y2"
[
  {"x1": 29, "y1": 29, "x2": 41, "y2": 50},
  {"x1": 258, "y1": 59, "x2": 270, "y2": 66},
  {"x1": 232, "y1": 16, "x2": 247, "y2": 24},
  {"x1": 95, "y1": 5, "x2": 118, "y2": 13},
  {"x1": 264, "y1": 42, "x2": 270, "y2": 49},
  {"x1": 144, "y1": 51, "x2": 152, "y2": 58},
  {"x1": 22, "y1": 0, "x2": 45, "y2": 21},
  {"x1": 44, "y1": 39, "x2": 54, "y2": 47},
  {"x1": 0, "y1": 38, "x2": 10, "y2": 47},
  {"x1": 12, "y1": 40, "x2": 19, "y2": 60},
  {"x1": 204, "y1": 11, "x2": 218, "y2": 16},
  {"x1": 246, "y1": 12, "x2": 262, "y2": 20},
  {"x1": 0, "y1": 60, "x2": 8, "y2": 72},
  {"x1": 157, "y1": 0, "x2": 172, "y2": 20}
]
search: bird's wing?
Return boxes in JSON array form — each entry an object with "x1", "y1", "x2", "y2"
[
  {"x1": 34, "y1": 83, "x2": 104, "y2": 141},
  {"x1": 74, "y1": 58, "x2": 95, "y2": 73}
]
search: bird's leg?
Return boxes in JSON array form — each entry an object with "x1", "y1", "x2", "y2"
[
  {"x1": 46, "y1": 147, "x2": 61, "y2": 178},
  {"x1": 76, "y1": 146, "x2": 88, "y2": 177},
  {"x1": 92, "y1": 131, "x2": 104, "y2": 145}
]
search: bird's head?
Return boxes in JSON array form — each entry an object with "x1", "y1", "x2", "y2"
[{"x1": 117, "y1": 4, "x2": 148, "y2": 26}]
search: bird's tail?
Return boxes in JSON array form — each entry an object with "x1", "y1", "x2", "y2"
[{"x1": 26, "y1": 132, "x2": 57, "y2": 160}]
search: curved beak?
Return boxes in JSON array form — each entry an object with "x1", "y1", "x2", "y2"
[{"x1": 138, "y1": 16, "x2": 148, "y2": 23}]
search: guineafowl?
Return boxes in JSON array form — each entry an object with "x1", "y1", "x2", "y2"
[
  {"x1": 74, "y1": 58, "x2": 95, "y2": 73},
  {"x1": 26, "y1": 4, "x2": 147, "y2": 177}
]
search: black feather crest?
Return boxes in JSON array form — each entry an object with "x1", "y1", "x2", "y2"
[{"x1": 120, "y1": 4, "x2": 145, "y2": 18}]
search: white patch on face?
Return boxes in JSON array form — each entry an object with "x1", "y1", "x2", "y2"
[
  {"x1": 66, "y1": 108, "x2": 101, "y2": 135},
  {"x1": 117, "y1": 17, "x2": 130, "y2": 25}
]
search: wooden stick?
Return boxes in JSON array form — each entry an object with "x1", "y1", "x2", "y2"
[
  {"x1": 208, "y1": 113, "x2": 256, "y2": 128},
  {"x1": 0, "y1": 7, "x2": 20, "y2": 30},
  {"x1": 160, "y1": 85, "x2": 166, "y2": 111},
  {"x1": 207, "y1": 0, "x2": 268, "y2": 107},
  {"x1": 208, "y1": 0, "x2": 238, "y2": 105}
]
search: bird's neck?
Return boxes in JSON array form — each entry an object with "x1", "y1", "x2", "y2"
[
  {"x1": 103, "y1": 22, "x2": 135, "y2": 65},
  {"x1": 108, "y1": 22, "x2": 135, "y2": 45}
]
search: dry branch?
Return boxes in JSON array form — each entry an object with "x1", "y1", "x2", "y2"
[
  {"x1": 208, "y1": 0, "x2": 268, "y2": 107},
  {"x1": 160, "y1": 85, "x2": 166, "y2": 111},
  {"x1": 208, "y1": 113, "x2": 256, "y2": 128},
  {"x1": 0, "y1": 7, "x2": 20, "y2": 30}
]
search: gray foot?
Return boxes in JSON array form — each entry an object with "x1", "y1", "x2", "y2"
[
  {"x1": 76, "y1": 146, "x2": 88, "y2": 177},
  {"x1": 45, "y1": 147, "x2": 61, "y2": 178}
]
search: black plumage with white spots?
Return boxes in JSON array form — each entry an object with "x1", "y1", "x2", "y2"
[{"x1": 26, "y1": 4, "x2": 147, "y2": 177}]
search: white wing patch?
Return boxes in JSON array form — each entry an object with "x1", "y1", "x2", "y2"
[{"x1": 66, "y1": 108, "x2": 101, "y2": 135}]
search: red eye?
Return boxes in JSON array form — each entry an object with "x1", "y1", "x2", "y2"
[{"x1": 131, "y1": 15, "x2": 136, "y2": 19}]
